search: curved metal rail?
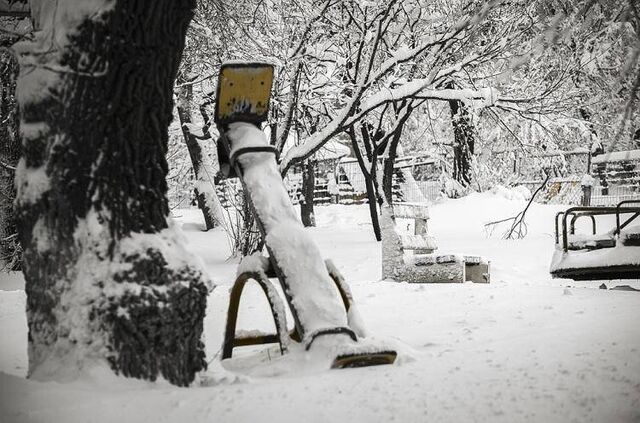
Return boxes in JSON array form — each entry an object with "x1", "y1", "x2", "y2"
[
  {"x1": 222, "y1": 270, "x2": 291, "y2": 360},
  {"x1": 556, "y1": 203, "x2": 640, "y2": 252},
  {"x1": 222, "y1": 261, "x2": 355, "y2": 360},
  {"x1": 570, "y1": 214, "x2": 596, "y2": 236},
  {"x1": 616, "y1": 200, "x2": 640, "y2": 235}
]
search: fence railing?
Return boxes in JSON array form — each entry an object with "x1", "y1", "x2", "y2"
[
  {"x1": 516, "y1": 177, "x2": 640, "y2": 207},
  {"x1": 516, "y1": 177, "x2": 583, "y2": 205},
  {"x1": 590, "y1": 185, "x2": 640, "y2": 206},
  {"x1": 401, "y1": 180, "x2": 441, "y2": 203}
]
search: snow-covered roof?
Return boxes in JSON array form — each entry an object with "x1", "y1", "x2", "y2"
[{"x1": 592, "y1": 149, "x2": 640, "y2": 164}]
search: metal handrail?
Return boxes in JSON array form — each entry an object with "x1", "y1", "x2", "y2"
[
  {"x1": 560, "y1": 203, "x2": 640, "y2": 252},
  {"x1": 556, "y1": 211, "x2": 581, "y2": 244},
  {"x1": 562, "y1": 207, "x2": 615, "y2": 252},
  {"x1": 616, "y1": 200, "x2": 640, "y2": 235},
  {"x1": 557, "y1": 208, "x2": 612, "y2": 247},
  {"x1": 570, "y1": 213, "x2": 596, "y2": 236},
  {"x1": 554, "y1": 211, "x2": 564, "y2": 244},
  {"x1": 555, "y1": 211, "x2": 583, "y2": 244}
]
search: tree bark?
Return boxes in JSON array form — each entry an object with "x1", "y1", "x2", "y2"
[
  {"x1": 176, "y1": 80, "x2": 217, "y2": 230},
  {"x1": 0, "y1": 47, "x2": 21, "y2": 270},
  {"x1": 446, "y1": 82, "x2": 475, "y2": 187},
  {"x1": 363, "y1": 171, "x2": 381, "y2": 241},
  {"x1": 382, "y1": 155, "x2": 398, "y2": 206},
  {"x1": 349, "y1": 126, "x2": 381, "y2": 241},
  {"x1": 16, "y1": 0, "x2": 208, "y2": 386},
  {"x1": 300, "y1": 159, "x2": 316, "y2": 227},
  {"x1": 382, "y1": 104, "x2": 413, "y2": 205}
]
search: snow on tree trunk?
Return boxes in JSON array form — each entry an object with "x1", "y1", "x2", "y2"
[
  {"x1": 365, "y1": 173, "x2": 382, "y2": 242},
  {"x1": 382, "y1": 104, "x2": 414, "y2": 205},
  {"x1": 176, "y1": 81, "x2": 217, "y2": 230},
  {"x1": 446, "y1": 82, "x2": 475, "y2": 187},
  {"x1": 14, "y1": 0, "x2": 209, "y2": 386},
  {"x1": 348, "y1": 126, "x2": 382, "y2": 242},
  {"x1": 382, "y1": 132, "x2": 401, "y2": 206},
  {"x1": 300, "y1": 159, "x2": 315, "y2": 227},
  {"x1": 0, "y1": 47, "x2": 21, "y2": 270}
]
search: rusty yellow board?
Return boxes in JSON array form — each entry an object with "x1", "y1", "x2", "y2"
[{"x1": 215, "y1": 63, "x2": 274, "y2": 126}]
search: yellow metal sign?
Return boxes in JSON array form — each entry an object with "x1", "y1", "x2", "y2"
[{"x1": 215, "y1": 63, "x2": 274, "y2": 126}]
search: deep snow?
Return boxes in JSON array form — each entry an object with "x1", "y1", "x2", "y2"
[{"x1": 1, "y1": 190, "x2": 640, "y2": 423}]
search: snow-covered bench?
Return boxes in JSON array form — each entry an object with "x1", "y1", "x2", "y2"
[
  {"x1": 392, "y1": 203, "x2": 437, "y2": 254},
  {"x1": 382, "y1": 204, "x2": 490, "y2": 283}
]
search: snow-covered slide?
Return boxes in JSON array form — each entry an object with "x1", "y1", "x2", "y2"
[
  {"x1": 227, "y1": 123, "x2": 349, "y2": 337},
  {"x1": 214, "y1": 63, "x2": 396, "y2": 368}
]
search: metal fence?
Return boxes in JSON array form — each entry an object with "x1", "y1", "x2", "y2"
[
  {"x1": 517, "y1": 178, "x2": 640, "y2": 207},
  {"x1": 401, "y1": 180, "x2": 441, "y2": 203},
  {"x1": 517, "y1": 177, "x2": 581, "y2": 205},
  {"x1": 590, "y1": 185, "x2": 640, "y2": 206},
  {"x1": 335, "y1": 159, "x2": 442, "y2": 204},
  {"x1": 217, "y1": 155, "x2": 638, "y2": 209}
]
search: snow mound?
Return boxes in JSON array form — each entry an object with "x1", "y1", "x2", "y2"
[{"x1": 489, "y1": 185, "x2": 531, "y2": 201}]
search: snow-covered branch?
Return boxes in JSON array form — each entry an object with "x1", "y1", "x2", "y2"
[
  {"x1": 278, "y1": 1, "x2": 507, "y2": 173},
  {"x1": 279, "y1": 84, "x2": 501, "y2": 173}
]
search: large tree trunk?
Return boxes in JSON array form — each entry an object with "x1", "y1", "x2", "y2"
[
  {"x1": 300, "y1": 159, "x2": 316, "y2": 227},
  {"x1": 0, "y1": 47, "x2": 21, "y2": 270},
  {"x1": 16, "y1": 0, "x2": 208, "y2": 386},
  {"x1": 176, "y1": 80, "x2": 217, "y2": 230},
  {"x1": 446, "y1": 82, "x2": 475, "y2": 187}
]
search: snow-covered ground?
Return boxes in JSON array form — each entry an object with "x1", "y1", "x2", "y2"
[{"x1": 2, "y1": 189, "x2": 640, "y2": 422}]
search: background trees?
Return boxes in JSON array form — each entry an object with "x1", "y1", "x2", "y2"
[
  {"x1": 153, "y1": 0, "x2": 638, "y2": 244},
  {"x1": 174, "y1": 0, "x2": 537, "y2": 236},
  {"x1": 182, "y1": 0, "x2": 636, "y2": 180}
]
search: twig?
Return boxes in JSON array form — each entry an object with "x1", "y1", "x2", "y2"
[
  {"x1": 0, "y1": 160, "x2": 17, "y2": 171},
  {"x1": 484, "y1": 173, "x2": 550, "y2": 239}
]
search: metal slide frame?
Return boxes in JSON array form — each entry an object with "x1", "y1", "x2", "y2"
[{"x1": 214, "y1": 63, "x2": 396, "y2": 368}]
